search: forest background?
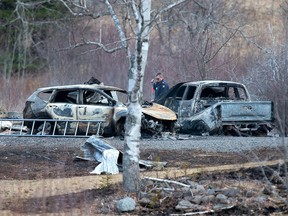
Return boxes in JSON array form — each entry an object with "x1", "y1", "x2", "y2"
[{"x1": 0, "y1": 0, "x2": 287, "y2": 135}]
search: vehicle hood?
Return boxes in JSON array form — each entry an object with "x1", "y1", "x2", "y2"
[{"x1": 142, "y1": 103, "x2": 177, "y2": 121}]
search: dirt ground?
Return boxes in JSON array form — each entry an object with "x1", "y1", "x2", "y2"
[{"x1": 0, "y1": 138, "x2": 287, "y2": 215}]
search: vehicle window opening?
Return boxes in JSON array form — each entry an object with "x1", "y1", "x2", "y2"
[
  {"x1": 103, "y1": 90, "x2": 113, "y2": 98},
  {"x1": 184, "y1": 86, "x2": 196, "y2": 100},
  {"x1": 54, "y1": 90, "x2": 77, "y2": 104},
  {"x1": 37, "y1": 90, "x2": 53, "y2": 101},
  {"x1": 200, "y1": 87, "x2": 226, "y2": 98},
  {"x1": 175, "y1": 86, "x2": 186, "y2": 99},
  {"x1": 84, "y1": 90, "x2": 109, "y2": 105},
  {"x1": 228, "y1": 87, "x2": 237, "y2": 99},
  {"x1": 237, "y1": 87, "x2": 248, "y2": 100},
  {"x1": 114, "y1": 91, "x2": 128, "y2": 104}
]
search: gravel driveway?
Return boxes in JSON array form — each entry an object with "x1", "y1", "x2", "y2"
[
  {"x1": 0, "y1": 135, "x2": 286, "y2": 152},
  {"x1": 130, "y1": 135, "x2": 286, "y2": 152}
]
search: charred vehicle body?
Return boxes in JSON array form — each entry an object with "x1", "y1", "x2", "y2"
[
  {"x1": 23, "y1": 83, "x2": 177, "y2": 137},
  {"x1": 155, "y1": 80, "x2": 274, "y2": 136}
]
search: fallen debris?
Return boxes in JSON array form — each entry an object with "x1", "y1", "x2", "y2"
[
  {"x1": 144, "y1": 177, "x2": 191, "y2": 188},
  {"x1": 76, "y1": 136, "x2": 167, "y2": 174},
  {"x1": 0, "y1": 120, "x2": 28, "y2": 133},
  {"x1": 140, "y1": 176, "x2": 238, "y2": 214},
  {"x1": 0, "y1": 120, "x2": 12, "y2": 131}
]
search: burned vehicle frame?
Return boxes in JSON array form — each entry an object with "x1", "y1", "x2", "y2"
[
  {"x1": 23, "y1": 83, "x2": 177, "y2": 137},
  {"x1": 155, "y1": 80, "x2": 274, "y2": 136}
]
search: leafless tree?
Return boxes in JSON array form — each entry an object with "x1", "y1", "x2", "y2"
[
  {"x1": 238, "y1": 1, "x2": 288, "y2": 137},
  {"x1": 238, "y1": 0, "x2": 288, "y2": 204},
  {"x1": 152, "y1": 0, "x2": 244, "y2": 80},
  {"x1": 53, "y1": 0, "x2": 189, "y2": 192},
  {"x1": 0, "y1": 1, "x2": 31, "y2": 80}
]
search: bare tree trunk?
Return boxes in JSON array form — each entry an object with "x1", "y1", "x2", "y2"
[
  {"x1": 123, "y1": 0, "x2": 151, "y2": 192},
  {"x1": 123, "y1": 102, "x2": 141, "y2": 191},
  {"x1": 52, "y1": 0, "x2": 187, "y2": 192}
]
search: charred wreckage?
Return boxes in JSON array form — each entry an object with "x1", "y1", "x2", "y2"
[
  {"x1": 154, "y1": 80, "x2": 274, "y2": 137},
  {"x1": 0, "y1": 79, "x2": 274, "y2": 137},
  {"x1": 21, "y1": 78, "x2": 178, "y2": 137}
]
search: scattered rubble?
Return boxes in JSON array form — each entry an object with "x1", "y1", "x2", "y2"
[
  {"x1": 0, "y1": 120, "x2": 12, "y2": 131},
  {"x1": 0, "y1": 120, "x2": 28, "y2": 133},
  {"x1": 137, "y1": 173, "x2": 287, "y2": 215},
  {"x1": 0, "y1": 112, "x2": 26, "y2": 134}
]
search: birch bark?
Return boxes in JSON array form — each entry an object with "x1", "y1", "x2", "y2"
[
  {"x1": 61, "y1": 0, "x2": 187, "y2": 192},
  {"x1": 122, "y1": 0, "x2": 151, "y2": 192}
]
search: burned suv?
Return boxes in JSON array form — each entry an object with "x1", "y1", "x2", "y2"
[{"x1": 23, "y1": 82, "x2": 177, "y2": 137}]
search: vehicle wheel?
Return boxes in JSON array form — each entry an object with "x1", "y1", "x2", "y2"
[
  {"x1": 168, "y1": 121, "x2": 179, "y2": 134},
  {"x1": 191, "y1": 120, "x2": 210, "y2": 135},
  {"x1": 228, "y1": 127, "x2": 242, "y2": 136},
  {"x1": 36, "y1": 121, "x2": 57, "y2": 135},
  {"x1": 253, "y1": 126, "x2": 268, "y2": 137},
  {"x1": 116, "y1": 120, "x2": 125, "y2": 139}
]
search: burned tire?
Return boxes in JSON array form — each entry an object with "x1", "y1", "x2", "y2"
[
  {"x1": 36, "y1": 121, "x2": 57, "y2": 135},
  {"x1": 168, "y1": 121, "x2": 178, "y2": 134},
  {"x1": 252, "y1": 125, "x2": 269, "y2": 137},
  {"x1": 191, "y1": 120, "x2": 210, "y2": 135},
  {"x1": 116, "y1": 119, "x2": 125, "y2": 139}
]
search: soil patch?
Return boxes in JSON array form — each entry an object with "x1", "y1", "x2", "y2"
[{"x1": 0, "y1": 139, "x2": 287, "y2": 215}]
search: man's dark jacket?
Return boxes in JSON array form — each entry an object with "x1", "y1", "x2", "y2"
[{"x1": 153, "y1": 80, "x2": 169, "y2": 100}]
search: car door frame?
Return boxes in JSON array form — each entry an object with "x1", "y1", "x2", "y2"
[
  {"x1": 46, "y1": 88, "x2": 80, "y2": 120},
  {"x1": 78, "y1": 88, "x2": 116, "y2": 134}
]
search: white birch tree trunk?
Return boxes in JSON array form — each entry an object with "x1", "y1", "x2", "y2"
[
  {"x1": 60, "y1": 0, "x2": 187, "y2": 192},
  {"x1": 123, "y1": 0, "x2": 151, "y2": 192}
]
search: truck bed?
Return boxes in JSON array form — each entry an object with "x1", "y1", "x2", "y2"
[{"x1": 220, "y1": 101, "x2": 273, "y2": 122}]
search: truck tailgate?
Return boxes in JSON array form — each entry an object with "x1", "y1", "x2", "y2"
[{"x1": 221, "y1": 101, "x2": 273, "y2": 122}]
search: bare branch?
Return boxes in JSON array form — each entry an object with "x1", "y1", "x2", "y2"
[
  {"x1": 58, "y1": 36, "x2": 134, "y2": 53},
  {"x1": 206, "y1": 26, "x2": 240, "y2": 64},
  {"x1": 105, "y1": 0, "x2": 128, "y2": 48},
  {"x1": 154, "y1": 0, "x2": 189, "y2": 17},
  {"x1": 58, "y1": 0, "x2": 108, "y2": 18},
  {"x1": 144, "y1": 176, "x2": 191, "y2": 188}
]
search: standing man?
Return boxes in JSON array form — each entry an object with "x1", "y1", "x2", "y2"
[{"x1": 152, "y1": 72, "x2": 169, "y2": 101}]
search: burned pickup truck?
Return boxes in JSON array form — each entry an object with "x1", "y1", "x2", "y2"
[
  {"x1": 155, "y1": 80, "x2": 274, "y2": 136},
  {"x1": 23, "y1": 82, "x2": 177, "y2": 137}
]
